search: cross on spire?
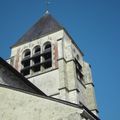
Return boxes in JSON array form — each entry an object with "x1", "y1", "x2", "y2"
[{"x1": 45, "y1": 0, "x2": 51, "y2": 14}]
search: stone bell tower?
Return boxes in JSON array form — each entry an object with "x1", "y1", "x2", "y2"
[{"x1": 8, "y1": 13, "x2": 98, "y2": 116}]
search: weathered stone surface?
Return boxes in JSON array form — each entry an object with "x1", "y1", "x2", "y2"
[
  {"x1": 7, "y1": 15, "x2": 99, "y2": 118},
  {"x1": 0, "y1": 87, "x2": 83, "y2": 120},
  {"x1": 8, "y1": 29, "x2": 98, "y2": 115}
]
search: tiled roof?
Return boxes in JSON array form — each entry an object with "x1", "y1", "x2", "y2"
[{"x1": 12, "y1": 14, "x2": 63, "y2": 48}]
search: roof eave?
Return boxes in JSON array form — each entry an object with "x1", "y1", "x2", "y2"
[{"x1": 10, "y1": 28, "x2": 63, "y2": 49}]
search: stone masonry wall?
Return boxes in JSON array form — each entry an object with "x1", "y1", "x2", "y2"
[{"x1": 0, "y1": 87, "x2": 83, "y2": 120}]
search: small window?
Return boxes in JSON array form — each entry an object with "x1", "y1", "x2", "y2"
[
  {"x1": 44, "y1": 42, "x2": 51, "y2": 52},
  {"x1": 43, "y1": 60, "x2": 52, "y2": 69},
  {"x1": 21, "y1": 49, "x2": 31, "y2": 76},
  {"x1": 32, "y1": 46, "x2": 41, "y2": 64},
  {"x1": 22, "y1": 60, "x2": 30, "y2": 67},
  {"x1": 75, "y1": 59, "x2": 83, "y2": 81},
  {"x1": 45, "y1": 44, "x2": 51, "y2": 50},
  {"x1": 44, "y1": 52, "x2": 51, "y2": 61},
  {"x1": 21, "y1": 69, "x2": 30, "y2": 76},
  {"x1": 32, "y1": 65, "x2": 41, "y2": 73},
  {"x1": 33, "y1": 57, "x2": 40, "y2": 64},
  {"x1": 34, "y1": 46, "x2": 41, "y2": 54},
  {"x1": 24, "y1": 50, "x2": 31, "y2": 58},
  {"x1": 32, "y1": 46, "x2": 41, "y2": 73},
  {"x1": 42, "y1": 42, "x2": 52, "y2": 69}
]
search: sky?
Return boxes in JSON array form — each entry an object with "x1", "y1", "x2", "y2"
[{"x1": 0, "y1": 0, "x2": 120, "y2": 119}]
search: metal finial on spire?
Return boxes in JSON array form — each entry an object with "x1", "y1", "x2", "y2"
[{"x1": 45, "y1": 0, "x2": 50, "y2": 14}]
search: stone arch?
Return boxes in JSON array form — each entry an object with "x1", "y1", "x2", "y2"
[
  {"x1": 21, "y1": 49, "x2": 31, "y2": 76},
  {"x1": 42, "y1": 41, "x2": 52, "y2": 69}
]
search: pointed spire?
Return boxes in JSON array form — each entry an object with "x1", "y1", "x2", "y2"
[
  {"x1": 45, "y1": 0, "x2": 50, "y2": 15},
  {"x1": 45, "y1": 10, "x2": 49, "y2": 15},
  {"x1": 11, "y1": 14, "x2": 63, "y2": 48}
]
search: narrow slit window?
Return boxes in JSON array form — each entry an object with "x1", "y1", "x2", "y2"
[
  {"x1": 43, "y1": 42, "x2": 52, "y2": 69},
  {"x1": 24, "y1": 50, "x2": 30, "y2": 58},
  {"x1": 32, "y1": 46, "x2": 41, "y2": 73},
  {"x1": 35, "y1": 47, "x2": 40, "y2": 54},
  {"x1": 75, "y1": 59, "x2": 83, "y2": 81},
  {"x1": 21, "y1": 49, "x2": 31, "y2": 76}
]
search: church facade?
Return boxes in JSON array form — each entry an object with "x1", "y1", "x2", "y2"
[{"x1": 0, "y1": 13, "x2": 100, "y2": 120}]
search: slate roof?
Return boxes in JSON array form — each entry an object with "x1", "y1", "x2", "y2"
[
  {"x1": 0, "y1": 57, "x2": 46, "y2": 96},
  {"x1": 12, "y1": 13, "x2": 63, "y2": 48}
]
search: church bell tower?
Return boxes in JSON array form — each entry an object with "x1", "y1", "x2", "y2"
[{"x1": 8, "y1": 13, "x2": 98, "y2": 116}]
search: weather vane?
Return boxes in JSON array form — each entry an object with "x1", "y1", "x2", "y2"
[{"x1": 45, "y1": 0, "x2": 51, "y2": 14}]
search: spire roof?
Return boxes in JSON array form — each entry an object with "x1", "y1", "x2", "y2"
[{"x1": 12, "y1": 14, "x2": 63, "y2": 48}]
